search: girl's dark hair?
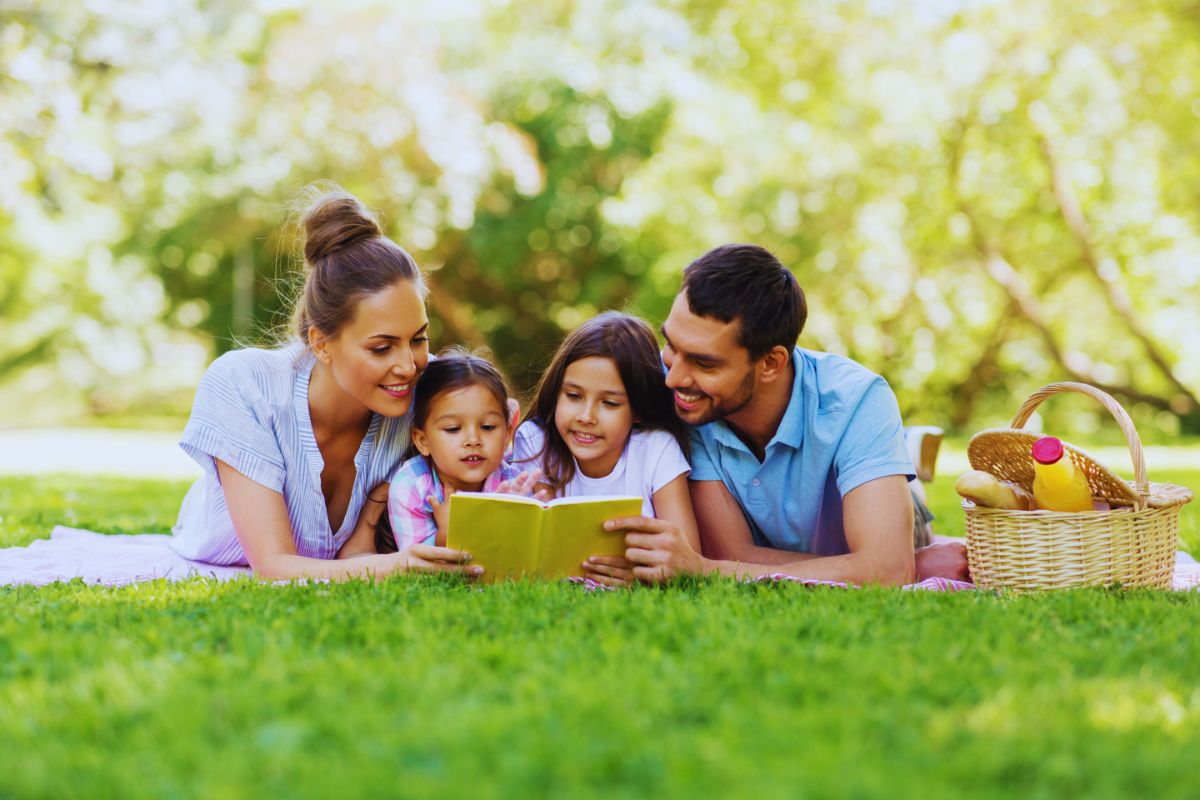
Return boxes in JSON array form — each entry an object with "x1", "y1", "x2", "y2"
[
  {"x1": 292, "y1": 184, "x2": 426, "y2": 347},
  {"x1": 521, "y1": 311, "x2": 689, "y2": 493},
  {"x1": 375, "y1": 348, "x2": 512, "y2": 554}
]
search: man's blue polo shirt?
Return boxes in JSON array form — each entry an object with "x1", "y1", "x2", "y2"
[{"x1": 688, "y1": 347, "x2": 914, "y2": 555}]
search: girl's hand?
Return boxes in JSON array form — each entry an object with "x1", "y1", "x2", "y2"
[
  {"x1": 603, "y1": 515, "x2": 708, "y2": 583},
  {"x1": 428, "y1": 486, "x2": 455, "y2": 546},
  {"x1": 582, "y1": 555, "x2": 635, "y2": 587},
  {"x1": 394, "y1": 543, "x2": 483, "y2": 578},
  {"x1": 496, "y1": 469, "x2": 551, "y2": 502}
]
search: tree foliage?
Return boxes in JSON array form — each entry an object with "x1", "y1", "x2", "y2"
[{"x1": 2, "y1": 0, "x2": 1198, "y2": 435}]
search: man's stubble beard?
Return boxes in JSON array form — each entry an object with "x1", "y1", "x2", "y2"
[{"x1": 685, "y1": 367, "x2": 756, "y2": 426}]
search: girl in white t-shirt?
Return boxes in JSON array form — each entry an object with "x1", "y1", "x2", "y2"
[{"x1": 513, "y1": 312, "x2": 699, "y2": 584}]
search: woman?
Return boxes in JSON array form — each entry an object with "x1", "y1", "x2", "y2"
[{"x1": 171, "y1": 186, "x2": 482, "y2": 581}]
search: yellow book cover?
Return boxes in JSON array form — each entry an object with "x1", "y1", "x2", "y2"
[{"x1": 446, "y1": 493, "x2": 642, "y2": 583}]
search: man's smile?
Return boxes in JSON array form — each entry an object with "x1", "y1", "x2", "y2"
[{"x1": 674, "y1": 389, "x2": 705, "y2": 411}]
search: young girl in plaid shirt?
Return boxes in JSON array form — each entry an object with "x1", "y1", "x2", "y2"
[{"x1": 379, "y1": 350, "x2": 537, "y2": 552}]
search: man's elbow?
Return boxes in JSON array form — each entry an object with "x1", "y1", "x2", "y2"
[
  {"x1": 888, "y1": 556, "x2": 916, "y2": 586},
  {"x1": 698, "y1": 530, "x2": 748, "y2": 562},
  {"x1": 863, "y1": 551, "x2": 915, "y2": 586}
]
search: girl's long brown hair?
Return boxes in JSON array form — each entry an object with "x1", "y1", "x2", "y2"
[{"x1": 521, "y1": 311, "x2": 689, "y2": 493}]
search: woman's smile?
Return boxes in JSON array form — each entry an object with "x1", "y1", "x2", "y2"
[{"x1": 380, "y1": 382, "x2": 412, "y2": 399}]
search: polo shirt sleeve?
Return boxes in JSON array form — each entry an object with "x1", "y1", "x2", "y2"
[
  {"x1": 685, "y1": 425, "x2": 722, "y2": 482},
  {"x1": 179, "y1": 352, "x2": 287, "y2": 492},
  {"x1": 833, "y1": 376, "x2": 915, "y2": 496}
]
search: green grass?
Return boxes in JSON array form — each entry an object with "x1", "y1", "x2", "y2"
[{"x1": 0, "y1": 468, "x2": 1198, "y2": 798}]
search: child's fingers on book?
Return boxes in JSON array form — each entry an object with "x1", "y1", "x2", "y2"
[
  {"x1": 586, "y1": 555, "x2": 630, "y2": 567},
  {"x1": 632, "y1": 565, "x2": 669, "y2": 584},
  {"x1": 582, "y1": 559, "x2": 633, "y2": 579},
  {"x1": 623, "y1": 545, "x2": 660, "y2": 565},
  {"x1": 602, "y1": 515, "x2": 664, "y2": 532},
  {"x1": 623, "y1": 533, "x2": 668, "y2": 550}
]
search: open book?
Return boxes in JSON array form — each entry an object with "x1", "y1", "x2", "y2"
[{"x1": 446, "y1": 493, "x2": 642, "y2": 583}]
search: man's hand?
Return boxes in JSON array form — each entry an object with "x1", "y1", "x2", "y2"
[
  {"x1": 603, "y1": 515, "x2": 709, "y2": 583},
  {"x1": 914, "y1": 538, "x2": 970, "y2": 582}
]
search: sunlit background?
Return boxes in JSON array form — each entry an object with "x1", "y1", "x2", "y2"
[{"x1": 3, "y1": 0, "x2": 1199, "y2": 440}]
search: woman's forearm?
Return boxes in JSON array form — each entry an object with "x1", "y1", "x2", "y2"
[{"x1": 254, "y1": 551, "x2": 397, "y2": 582}]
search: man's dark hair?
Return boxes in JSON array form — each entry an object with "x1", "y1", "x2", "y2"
[{"x1": 681, "y1": 244, "x2": 806, "y2": 359}]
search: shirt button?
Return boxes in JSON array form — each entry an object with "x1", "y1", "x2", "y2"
[{"x1": 752, "y1": 478, "x2": 761, "y2": 487}]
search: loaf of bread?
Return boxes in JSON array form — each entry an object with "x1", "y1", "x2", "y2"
[{"x1": 955, "y1": 470, "x2": 1037, "y2": 510}]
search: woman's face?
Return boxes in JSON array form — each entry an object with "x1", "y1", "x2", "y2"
[{"x1": 317, "y1": 280, "x2": 430, "y2": 417}]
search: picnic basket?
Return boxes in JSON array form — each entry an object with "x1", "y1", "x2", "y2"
[{"x1": 963, "y1": 382, "x2": 1194, "y2": 590}]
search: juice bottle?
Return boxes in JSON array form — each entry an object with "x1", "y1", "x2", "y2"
[{"x1": 1030, "y1": 436, "x2": 1094, "y2": 512}]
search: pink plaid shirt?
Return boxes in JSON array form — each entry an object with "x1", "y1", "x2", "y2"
[{"x1": 386, "y1": 456, "x2": 522, "y2": 549}]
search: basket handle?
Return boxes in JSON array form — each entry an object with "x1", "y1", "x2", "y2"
[{"x1": 1010, "y1": 381, "x2": 1149, "y2": 507}]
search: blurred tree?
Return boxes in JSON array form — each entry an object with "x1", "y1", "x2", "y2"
[
  {"x1": 2, "y1": 0, "x2": 1198, "y2": 437},
  {"x1": 427, "y1": 83, "x2": 671, "y2": 393}
]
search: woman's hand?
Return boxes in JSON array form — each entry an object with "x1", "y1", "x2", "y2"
[{"x1": 392, "y1": 543, "x2": 482, "y2": 578}]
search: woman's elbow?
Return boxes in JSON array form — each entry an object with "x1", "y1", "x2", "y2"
[{"x1": 246, "y1": 553, "x2": 289, "y2": 582}]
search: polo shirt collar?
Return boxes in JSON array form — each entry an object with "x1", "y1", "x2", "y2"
[{"x1": 771, "y1": 347, "x2": 806, "y2": 450}]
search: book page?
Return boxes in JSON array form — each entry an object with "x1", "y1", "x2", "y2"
[
  {"x1": 537, "y1": 496, "x2": 642, "y2": 579},
  {"x1": 446, "y1": 493, "x2": 542, "y2": 584}
]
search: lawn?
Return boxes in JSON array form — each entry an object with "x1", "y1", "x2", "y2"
[{"x1": 0, "y1": 466, "x2": 1198, "y2": 799}]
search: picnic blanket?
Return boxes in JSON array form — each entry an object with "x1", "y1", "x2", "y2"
[
  {"x1": 0, "y1": 527, "x2": 249, "y2": 586},
  {"x1": 1, "y1": 526, "x2": 1198, "y2": 590}
]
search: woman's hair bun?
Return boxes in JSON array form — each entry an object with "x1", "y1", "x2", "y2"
[{"x1": 302, "y1": 189, "x2": 382, "y2": 264}]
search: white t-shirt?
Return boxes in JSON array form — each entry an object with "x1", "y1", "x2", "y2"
[{"x1": 512, "y1": 421, "x2": 691, "y2": 518}]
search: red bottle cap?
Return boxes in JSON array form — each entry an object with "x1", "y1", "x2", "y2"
[{"x1": 1031, "y1": 436, "x2": 1064, "y2": 465}]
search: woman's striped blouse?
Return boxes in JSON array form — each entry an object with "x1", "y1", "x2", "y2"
[{"x1": 170, "y1": 344, "x2": 412, "y2": 566}]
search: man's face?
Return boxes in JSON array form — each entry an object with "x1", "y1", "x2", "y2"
[{"x1": 660, "y1": 292, "x2": 756, "y2": 426}]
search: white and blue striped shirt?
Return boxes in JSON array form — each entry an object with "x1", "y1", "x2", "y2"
[{"x1": 170, "y1": 344, "x2": 412, "y2": 566}]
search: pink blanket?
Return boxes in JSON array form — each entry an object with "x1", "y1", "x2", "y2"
[
  {"x1": 0, "y1": 526, "x2": 249, "y2": 586},
  {"x1": 1, "y1": 527, "x2": 1197, "y2": 590}
]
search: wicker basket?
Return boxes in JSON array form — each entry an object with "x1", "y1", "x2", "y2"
[{"x1": 964, "y1": 382, "x2": 1194, "y2": 590}]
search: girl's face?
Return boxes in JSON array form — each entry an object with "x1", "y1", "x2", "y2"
[
  {"x1": 554, "y1": 356, "x2": 634, "y2": 480},
  {"x1": 315, "y1": 280, "x2": 430, "y2": 418},
  {"x1": 412, "y1": 384, "x2": 509, "y2": 492}
]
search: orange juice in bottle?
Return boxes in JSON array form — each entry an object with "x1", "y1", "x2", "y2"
[{"x1": 1031, "y1": 436, "x2": 1094, "y2": 512}]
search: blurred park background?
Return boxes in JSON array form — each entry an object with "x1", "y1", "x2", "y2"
[{"x1": 3, "y1": 0, "x2": 1199, "y2": 442}]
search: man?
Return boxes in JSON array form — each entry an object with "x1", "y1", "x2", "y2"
[{"x1": 601, "y1": 244, "x2": 969, "y2": 585}]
